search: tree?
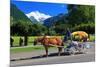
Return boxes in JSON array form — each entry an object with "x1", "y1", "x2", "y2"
[
  {"x1": 72, "y1": 23, "x2": 95, "y2": 34},
  {"x1": 67, "y1": 4, "x2": 95, "y2": 26},
  {"x1": 11, "y1": 21, "x2": 31, "y2": 46}
]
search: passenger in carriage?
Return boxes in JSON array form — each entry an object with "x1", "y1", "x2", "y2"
[{"x1": 64, "y1": 28, "x2": 72, "y2": 42}]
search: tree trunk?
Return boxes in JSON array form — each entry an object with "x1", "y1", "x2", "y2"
[
  {"x1": 24, "y1": 36, "x2": 28, "y2": 46},
  {"x1": 19, "y1": 37, "x2": 23, "y2": 47},
  {"x1": 10, "y1": 37, "x2": 14, "y2": 47}
]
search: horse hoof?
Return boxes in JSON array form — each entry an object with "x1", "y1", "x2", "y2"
[
  {"x1": 44, "y1": 55, "x2": 48, "y2": 57},
  {"x1": 45, "y1": 55, "x2": 48, "y2": 57},
  {"x1": 58, "y1": 54, "x2": 61, "y2": 56}
]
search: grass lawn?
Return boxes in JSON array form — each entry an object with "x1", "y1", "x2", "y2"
[
  {"x1": 10, "y1": 45, "x2": 56, "y2": 53},
  {"x1": 12, "y1": 36, "x2": 37, "y2": 47},
  {"x1": 12, "y1": 36, "x2": 23, "y2": 46},
  {"x1": 10, "y1": 45, "x2": 43, "y2": 53},
  {"x1": 89, "y1": 34, "x2": 95, "y2": 41}
]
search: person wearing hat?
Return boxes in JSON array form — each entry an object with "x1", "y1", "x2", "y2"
[{"x1": 64, "y1": 28, "x2": 72, "y2": 42}]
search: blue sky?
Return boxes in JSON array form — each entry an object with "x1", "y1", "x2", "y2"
[{"x1": 11, "y1": 0, "x2": 68, "y2": 16}]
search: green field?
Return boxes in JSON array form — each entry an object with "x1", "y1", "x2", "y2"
[
  {"x1": 10, "y1": 45, "x2": 56, "y2": 53},
  {"x1": 11, "y1": 36, "x2": 37, "y2": 46},
  {"x1": 89, "y1": 34, "x2": 95, "y2": 41}
]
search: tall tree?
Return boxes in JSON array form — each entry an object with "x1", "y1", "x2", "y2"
[{"x1": 67, "y1": 4, "x2": 95, "y2": 26}]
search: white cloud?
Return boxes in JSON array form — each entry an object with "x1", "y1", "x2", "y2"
[{"x1": 26, "y1": 11, "x2": 51, "y2": 22}]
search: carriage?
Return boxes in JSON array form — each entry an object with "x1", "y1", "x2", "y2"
[{"x1": 63, "y1": 41, "x2": 91, "y2": 55}]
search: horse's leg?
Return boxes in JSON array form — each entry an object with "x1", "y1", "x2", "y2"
[
  {"x1": 58, "y1": 47, "x2": 62, "y2": 56},
  {"x1": 44, "y1": 45, "x2": 48, "y2": 57}
]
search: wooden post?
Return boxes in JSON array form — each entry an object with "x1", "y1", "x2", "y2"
[
  {"x1": 19, "y1": 37, "x2": 23, "y2": 46},
  {"x1": 24, "y1": 36, "x2": 28, "y2": 46},
  {"x1": 10, "y1": 37, "x2": 14, "y2": 47}
]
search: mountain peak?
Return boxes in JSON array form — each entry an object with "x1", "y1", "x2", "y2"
[{"x1": 26, "y1": 11, "x2": 52, "y2": 23}]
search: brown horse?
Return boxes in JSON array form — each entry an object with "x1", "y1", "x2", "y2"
[{"x1": 33, "y1": 36, "x2": 64, "y2": 57}]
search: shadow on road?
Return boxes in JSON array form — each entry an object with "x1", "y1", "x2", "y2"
[{"x1": 11, "y1": 52, "x2": 84, "y2": 61}]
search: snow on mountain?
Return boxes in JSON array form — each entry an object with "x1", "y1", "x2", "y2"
[{"x1": 26, "y1": 11, "x2": 52, "y2": 24}]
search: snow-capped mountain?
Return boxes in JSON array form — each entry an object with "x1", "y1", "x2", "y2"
[{"x1": 26, "y1": 11, "x2": 52, "y2": 24}]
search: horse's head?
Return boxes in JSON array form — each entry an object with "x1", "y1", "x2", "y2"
[
  {"x1": 33, "y1": 38, "x2": 42, "y2": 46},
  {"x1": 33, "y1": 38, "x2": 38, "y2": 46}
]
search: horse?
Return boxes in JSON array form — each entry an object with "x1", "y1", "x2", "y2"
[{"x1": 33, "y1": 36, "x2": 64, "y2": 57}]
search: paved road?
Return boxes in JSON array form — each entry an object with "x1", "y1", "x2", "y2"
[{"x1": 10, "y1": 42, "x2": 95, "y2": 67}]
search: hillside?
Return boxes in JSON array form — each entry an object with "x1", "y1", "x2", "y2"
[
  {"x1": 10, "y1": 4, "x2": 32, "y2": 25},
  {"x1": 43, "y1": 13, "x2": 68, "y2": 27}
]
